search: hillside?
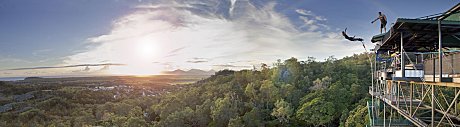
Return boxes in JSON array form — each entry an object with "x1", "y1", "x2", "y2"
[
  {"x1": 161, "y1": 69, "x2": 216, "y2": 76},
  {"x1": 149, "y1": 53, "x2": 373, "y2": 126},
  {"x1": 0, "y1": 53, "x2": 372, "y2": 126}
]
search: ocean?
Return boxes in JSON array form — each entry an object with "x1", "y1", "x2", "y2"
[{"x1": 0, "y1": 77, "x2": 25, "y2": 81}]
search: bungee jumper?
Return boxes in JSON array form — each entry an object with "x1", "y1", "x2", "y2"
[
  {"x1": 341, "y1": 28, "x2": 364, "y2": 42},
  {"x1": 341, "y1": 28, "x2": 370, "y2": 65}
]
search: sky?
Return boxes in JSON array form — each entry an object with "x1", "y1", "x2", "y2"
[{"x1": 0, "y1": 0, "x2": 458, "y2": 77}]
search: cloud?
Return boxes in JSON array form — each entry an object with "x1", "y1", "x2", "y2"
[
  {"x1": 61, "y1": 0, "x2": 362, "y2": 73},
  {"x1": 186, "y1": 57, "x2": 210, "y2": 63},
  {"x1": 192, "y1": 57, "x2": 207, "y2": 60},
  {"x1": 5, "y1": 63, "x2": 125, "y2": 71},
  {"x1": 212, "y1": 64, "x2": 252, "y2": 70},
  {"x1": 168, "y1": 46, "x2": 187, "y2": 54},
  {"x1": 296, "y1": 9, "x2": 330, "y2": 31},
  {"x1": 163, "y1": 54, "x2": 178, "y2": 58},
  {"x1": 186, "y1": 60, "x2": 208, "y2": 63},
  {"x1": 295, "y1": 9, "x2": 327, "y2": 21}
]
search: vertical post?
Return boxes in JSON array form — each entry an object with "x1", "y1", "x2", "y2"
[
  {"x1": 392, "y1": 81, "x2": 395, "y2": 102},
  {"x1": 401, "y1": 32, "x2": 405, "y2": 78},
  {"x1": 433, "y1": 54, "x2": 436, "y2": 82},
  {"x1": 397, "y1": 81, "x2": 400, "y2": 109},
  {"x1": 422, "y1": 54, "x2": 424, "y2": 62},
  {"x1": 438, "y1": 20, "x2": 443, "y2": 82},
  {"x1": 431, "y1": 52, "x2": 436, "y2": 126},
  {"x1": 452, "y1": 54, "x2": 455, "y2": 75},
  {"x1": 374, "y1": 53, "x2": 377, "y2": 126},
  {"x1": 371, "y1": 51, "x2": 375, "y2": 126},
  {"x1": 384, "y1": 101, "x2": 386, "y2": 127},
  {"x1": 410, "y1": 83, "x2": 413, "y2": 115},
  {"x1": 432, "y1": 84, "x2": 435, "y2": 127},
  {"x1": 422, "y1": 83, "x2": 424, "y2": 98},
  {"x1": 456, "y1": 88, "x2": 458, "y2": 115}
]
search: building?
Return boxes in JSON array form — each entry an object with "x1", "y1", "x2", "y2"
[{"x1": 368, "y1": 3, "x2": 460, "y2": 127}]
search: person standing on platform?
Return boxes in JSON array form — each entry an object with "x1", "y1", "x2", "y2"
[{"x1": 372, "y1": 12, "x2": 387, "y2": 34}]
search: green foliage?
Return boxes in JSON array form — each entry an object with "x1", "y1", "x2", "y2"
[
  {"x1": 344, "y1": 104, "x2": 369, "y2": 127},
  {"x1": 210, "y1": 96, "x2": 239, "y2": 127},
  {"x1": 271, "y1": 99, "x2": 293, "y2": 124},
  {"x1": 0, "y1": 53, "x2": 373, "y2": 126},
  {"x1": 228, "y1": 116, "x2": 244, "y2": 127},
  {"x1": 124, "y1": 116, "x2": 147, "y2": 127},
  {"x1": 155, "y1": 107, "x2": 198, "y2": 127},
  {"x1": 296, "y1": 95, "x2": 336, "y2": 125}
]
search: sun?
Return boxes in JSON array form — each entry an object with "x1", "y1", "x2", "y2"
[
  {"x1": 106, "y1": 37, "x2": 162, "y2": 76},
  {"x1": 136, "y1": 38, "x2": 156, "y2": 59}
]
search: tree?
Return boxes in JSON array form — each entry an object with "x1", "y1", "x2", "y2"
[
  {"x1": 259, "y1": 80, "x2": 280, "y2": 109},
  {"x1": 241, "y1": 107, "x2": 264, "y2": 127},
  {"x1": 284, "y1": 57, "x2": 302, "y2": 85},
  {"x1": 280, "y1": 83, "x2": 303, "y2": 107},
  {"x1": 228, "y1": 116, "x2": 244, "y2": 127},
  {"x1": 155, "y1": 107, "x2": 198, "y2": 127},
  {"x1": 3, "y1": 53, "x2": 375, "y2": 127},
  {"x1": 344, "y1": 105, "x2": 369, "y2": 127},
  {"x1": 245, "y1": 83, "x2": 258, "y2": 105},
  {"x1": 310, "y1": 76, "x2": 331, "y2": 90},
  {"x1": 296, "y1": 96, "x2": 336, "y2": 126},
  {"x1": 210, "y1": 96, "x2": 238, "y2": 127},
  {"x1": 271, "y1": 99, "x2": 293, "y2": 124},
  {"x1": 129, "y1": 106, "x2": 143, "y2": 117},
  {"x1": 124, "y1": 117, "x2": 147, "y2": 127},
  {"x1": 113, "y1": 102, "x2": 132, "y2": 116}
]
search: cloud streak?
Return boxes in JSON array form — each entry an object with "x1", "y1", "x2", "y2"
[
  {"x1": 168, "y1": 46, "x2": 187, "y2": 54},
  {"x1": 6, "y1": 63, "x2": 125, "y2": 71},
  {"x1": 186, "y1": 60, "x2": 208, "y2": 63},
  {"x1": 295, "y1": 9, "x2": 327, "y2": 21}
]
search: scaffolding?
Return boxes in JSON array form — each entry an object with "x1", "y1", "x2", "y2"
[{"x1": 369, "y1": 3, "x2": 460, "y2": 127}]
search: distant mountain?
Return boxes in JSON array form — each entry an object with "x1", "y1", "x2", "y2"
[
  {"x1": 24, "y1": 77, "x2": 44, "y2": 80},
  {"x1": 161, "y1": 69, "x2": 216, "y2": 75}
]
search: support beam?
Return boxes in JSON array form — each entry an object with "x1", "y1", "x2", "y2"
[
  {"x1": 371, "y1": 48, "x2": 375, "y2": 126},
  {"x1": 396, "y1": 82, "x2": 401, "y2": 108},
  {"x1": 410, "y1": 83, "x2": 413, "y2": 115},
  {"x1": 423, "y1": 105, "x2": 460, "y2": 123},
  {"x1": 438, "y1": 20, "x2": 443, "y2": 82},
  {"x1": 384, "y1": 101, "x2": 386, "y2": 127},
  {"x1": 412, "y1": 81, "x2": 460, "y2": 88},
  {"x1": 436, "y1": 90, "x2": 460, "y2": 127},
  {"x1": 375, "y1": 95, "x2": 428, "y2": 127},
  {"x1": 433, "y1": 54, "x2": 436, "y2": 82},
  {"x1": 456, "y1": 88, "x2": 458, "y2": 115},
  {"x1": 422, "y1": 83, "x2": 425, "y2": 96},
  {"x1": 401, "y1": 32, "x2": 405, "y2": 78},
  {"x1": 432, "y1": 84, "x2": 435, "y2": 127}
]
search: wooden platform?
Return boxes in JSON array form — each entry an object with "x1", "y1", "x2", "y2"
[{"x1": 410, "y1": 81, "x2": 460, "y2": 88}]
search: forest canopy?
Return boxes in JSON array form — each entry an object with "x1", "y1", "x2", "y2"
[{"x1": 0, "y1": 53, "x2": 372, "y2": 127}]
